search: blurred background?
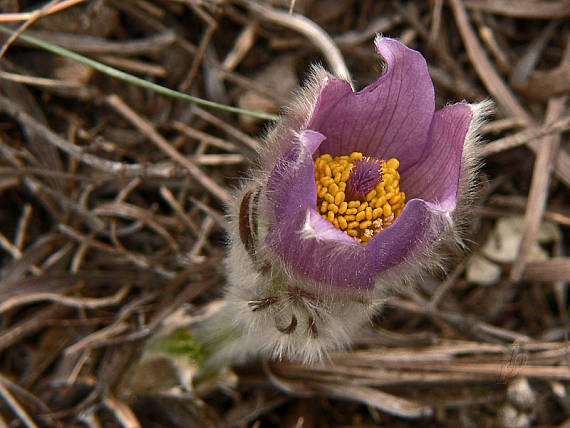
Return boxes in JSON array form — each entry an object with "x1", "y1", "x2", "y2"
[{"x1": 0, "y1": 0, "x2": 568, "y2": 426}]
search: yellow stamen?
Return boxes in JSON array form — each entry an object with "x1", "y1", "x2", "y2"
[{"x1": 314, "y1": 152, "x2": 406, "y2": 244}]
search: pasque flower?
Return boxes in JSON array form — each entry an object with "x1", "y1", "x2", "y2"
[{"x1": 210, "y1": 37, "x2": 490, "y2": 365}]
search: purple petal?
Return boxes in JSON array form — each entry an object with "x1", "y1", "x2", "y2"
[
  {"x1": 311, "y1": 75, "x2": 353, "y2": 118},
  {"x1": 364, "y1": 198, "x2": 446, "y2": 271},
  {"x1": 265, "y1": 208, "x2": 369, "y2": 288},
  {"x1": 265, "y1": 199, "x2": 448, "y2": 290},
  {"x1": 266, "y1": 130, "x2": 326, "y2": 222},
  {"x1": 401, "y1": 104, "x2": 472, "y2": 209},
  {"x1": 309, "y1": 38, "x2": 435, "y2": 171},
  {"x1": 262, "y1": 40, "x2": 474, "y2": 290}
]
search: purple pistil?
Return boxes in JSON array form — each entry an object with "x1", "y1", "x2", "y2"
[{"x1": 346, "y1": 158, "x2": 383, "y2": 200}]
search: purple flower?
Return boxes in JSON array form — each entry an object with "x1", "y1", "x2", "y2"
[
  {"x1": 223, "y1": 37, "x2": 489, "y2": 363},
  {"x1": 261, "y1": 37, "x2": 485, "y2": 290},
  {"x1": 121, "y1": 39, "x2": 491, "y2": 376}
]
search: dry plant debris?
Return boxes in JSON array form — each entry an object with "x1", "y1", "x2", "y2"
[{"x1": 0, "y1": 0, "x2": 568, "y2": 426}]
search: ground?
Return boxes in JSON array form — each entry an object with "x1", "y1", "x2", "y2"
[{"x1": 0, "y1": 0, "x2": 568, "y2": 427}]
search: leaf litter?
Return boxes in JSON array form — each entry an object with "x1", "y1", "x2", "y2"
[{"x1": 0, "y1": 0, "x2": 568, "y2": 426}]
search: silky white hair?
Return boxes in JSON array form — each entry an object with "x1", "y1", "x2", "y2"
[{"x1": 214, "y1": 62, "x2": 492, "y2": 365}]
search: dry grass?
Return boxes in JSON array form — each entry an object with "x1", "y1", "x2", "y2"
[{"x1": 0, "y1": 0, "x2": 568, "y2": 426}]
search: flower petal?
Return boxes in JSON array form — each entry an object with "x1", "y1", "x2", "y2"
[
  {"x1": 265, "y1": 208, "x2": 369, "y2": 288},
  {"x1": 309, "y1": 38, "x2": 435, "y2": 171},
  {"x1": 265, "y1": 199, "x2": 448, "y2": 290},
  {"x1": 266, "y1": 130, "x2": 326, "y2": 223},
  {"x1": 400, "y1": 104, "x2": 472, "y2": 209},
  {"x1": 364, "y1": 198, "x2": 447, "y2": 270},
  {"x1": 310, "y1": 74, "x2": 353, "y2": 119}
]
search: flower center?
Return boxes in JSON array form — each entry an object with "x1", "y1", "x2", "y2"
[{"x1": 314, "y1": 152, "x2": 406, "y2": 244}]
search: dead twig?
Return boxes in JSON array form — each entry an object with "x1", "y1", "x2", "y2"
[
  {"x1": 522, "y1": 258, "x2": 570, "y2": 282},
  {"x1": 242, "y1": 0, "x2": 351, "y2": 82},
  {"x1": 449, "y1": 0, "x2": 570, "y2": 187},
  {"x1": 510, "y1": 96, "x2": 567, "y2": 281},
  {"x1": 0, "y1": 95, "x2": 187, "y2": 179},
  {"x1": 481, "y1": 116, "x2": 570, "y2": 156},
  {"x1": 464, "y1": 0, "x2": 570, "y2": 19},
  {"x1": 13, "y1": 29, "x2": 176, "y2": 55},
  {"x1": 105, "y1": 94, "x2": 231, "y2": 204},
  {"x1": 0, "y1": 373, "x2": 39, "y2": 428},
  {"x1": 0, "y1": 0, "x2": 81, "y2": 57},
  {"x1": 0, "y1": 284, "x2": 131, "y2": 314},
  {"x1": 0, "y1": 0, "x2": 87, "y2": 22},
  {"x1": 449, "y1": 0, "x2": 531, "y2": 122}
]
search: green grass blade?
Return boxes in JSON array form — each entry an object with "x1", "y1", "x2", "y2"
[{"x1": 0, "y1": 24, "x2": 279, "y2": 121}]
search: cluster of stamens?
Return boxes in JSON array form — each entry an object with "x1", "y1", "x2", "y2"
[{"x1": 314, "y1": 152, "x2": 406, "y2": 244}]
